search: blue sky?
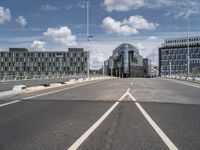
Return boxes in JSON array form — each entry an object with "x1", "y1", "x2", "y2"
[{"x1": 0, "y1": 0, "x2": 200, "y2": 68}]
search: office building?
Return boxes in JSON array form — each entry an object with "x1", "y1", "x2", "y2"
[
  {"x1": 0, "y1": 48, "x2": 89, "y2": 79},
  {"x1": 104, "y1": 43, "x2": 144, "y2": 78},
  {"x1": 159, "y1": 36, "x2": 200, "y2": 76}
]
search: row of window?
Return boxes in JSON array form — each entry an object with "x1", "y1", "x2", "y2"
[
  {"x1": 0, "y1": 57, "x2": 88, "y2": 62},
  {"x1": 166, "y1": 37, "x2": 200, "y2": 44},
  {"x1": 0, "y1": 66, "x2": 87, "y2": 72},
  {"x1": 0, "y1": 52, "x2": 88, "y2": 58},
  {"x1": 0, "y1": 61, "x2": 87, "y2": 67},
  {"x1": 0, "y1": 71, "x2": 87, "y2": 76},
  {"x1": 162, "y1": 54, "x2": 200, "y2": 60},
  {"x1": 161, "y1": 59, "x2": 200, "y2": 65},
  {"x1": 162, "y1": 48, "x2": 200, "y2": 55}
]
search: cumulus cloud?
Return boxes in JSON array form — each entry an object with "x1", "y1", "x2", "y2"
[
  {"x1": 166, "y1": 1, "x2": 200, "y2": 19},
  {"x1": 104, "y1": 0, "x2": 144, "y2": 11},
  {"x1": 103, "y1": 0, "x2": 200, "y2": 18},
  {"x1": 102, "y1": 16, "x2": 159, "y2": 36},
  {"x1": 31, "y1": 40, "x2": 46, "y2": 51},
  {"x1": 103, "y1": 0, "x2": 174, "y2": 11},
  {"x1": 0, "y1": 5, "x2": 11, "y2": 24},
  {"x1": 16, "y1": 16, "x2": 27, "y2": 27},
  {"x1": 41, "y1": 4, "x2": 58, "y2": 11},
  {"x1": 43, "y1": 26, "x2": 77, "y2": 46}
]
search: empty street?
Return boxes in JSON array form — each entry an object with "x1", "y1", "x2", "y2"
[{"x1": 0, "y1": 78, "x2": 200, "y2": 150}]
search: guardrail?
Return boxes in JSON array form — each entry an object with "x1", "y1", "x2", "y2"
[
  {"x1": 0, "y1": 72, "x2": 106, "y2": 82},
  {"x1": 162, "y1": 75, "x2": 200, "y2": 84}
]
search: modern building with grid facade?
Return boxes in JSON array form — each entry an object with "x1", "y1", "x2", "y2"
[
  {"x1": 0, "y1": 48, "x2": 89, "y2": 78},
  {"x1": 159, "y1": 36, "x2": 200, "y2": 76}
]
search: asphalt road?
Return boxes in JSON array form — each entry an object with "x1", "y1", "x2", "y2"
[
  {"x1": 0, "y1": 77, "x2": 79, "y2": 92},
  {"x1": 0, "y1": 78, "x2": 200, "y2": 150}
]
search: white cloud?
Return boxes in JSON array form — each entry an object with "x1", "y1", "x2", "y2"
[
  {"x1": 77, "y1": 1, "x2": 86, "y2": 9},
  {"x1": 103, "y1": 0, "x2": 200, "y2": 18},
  {"x1": 167, "y1": 1, "x2": 200, "y2": 19},
  {"x1": 102, "y1": 16, "x2": 159, "y2": 36},
  {"x1": 16, "y1": 16, "x2": 27, "y2": 27},
  {"x1": 104, "y1": 0, "x2": 144, "y2": 11},
  {"x1": 41, "y1": 4, "x2": 58, "y2": 11},
  {"x1": 123, "y1": 16, "x2": 159, "y2": 30},
  {"x1": 30, "y1": 40, "x2": 46, "y2": 51},
  {"x1": 136, "y1": 42, "x2": 146, "y2": 50},
  {"x1": 148, "y1": 36, "x2": 158, "y2": 40},
  {"x1": 43, "y1": 26, "x2": 77, "y2": 46},
  {"x1": 0, "y1": 5, "x2": 11, "y2": 24}
]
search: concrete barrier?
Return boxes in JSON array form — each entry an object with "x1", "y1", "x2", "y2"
[
  {"x1": 1, "y1": 77, "x2": 112, "y2": 98},
  {"x1": 12, "y1": 85, "x2": 26, "y2": 91},
  {"x1": 78, "y1": 78, "x2": 83, "y2": 82},
  {"x1": 0, "y1": 85, "x2": 25, "y2": 98}
]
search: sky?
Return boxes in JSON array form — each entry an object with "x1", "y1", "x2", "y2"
[{"x1": 0, "y1": 0, "x2": 200, "y2": 69}]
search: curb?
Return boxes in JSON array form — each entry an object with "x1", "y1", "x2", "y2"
[{"x1": 0, "y1": 77, "x2": 113, "y2": 98}]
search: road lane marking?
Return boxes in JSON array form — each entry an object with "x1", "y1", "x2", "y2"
[
  {"x1": 164, "y1": 78, "x2": 200, "y2": 89},
  {"x1": 0, "y1": 100, "x2": 21, "y2": 107},
  {"x1": 68, "y1": 89, "x2": 129, "y2": 150},
  {"x1": 128, "y1": 92, "x2": 178, "y2": 150},
  {"x1": 23, "y1": 80, "x2": 102, "y2": 100}
]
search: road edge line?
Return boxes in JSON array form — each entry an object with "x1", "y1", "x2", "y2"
[{"x1": 0, "y1": 100, "x2": 21, "y2": 108}]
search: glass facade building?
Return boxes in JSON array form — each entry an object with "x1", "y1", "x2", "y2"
[{"x1": 104, "y1": 43, "x2": 144, "y2": 78}]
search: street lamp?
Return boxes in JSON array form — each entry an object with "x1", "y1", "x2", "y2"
[
  {"x1": 187, "y1": 6, "x2": 190, "y2": 77},
  {"x1": 86, "y1": 0, "x2": 94, "y2": 79},
  {"x1": 169, "y1": 61, "x2": 171, "y2": 77}
]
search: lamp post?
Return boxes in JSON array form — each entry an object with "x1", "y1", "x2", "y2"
[
  {"x1": 103, "y1": 63, "x2": 105, "y2": 77},
  {"x1": 187, "y1": 7, "x2": 190, "y2": 77},
  {"x1": 86, "y1": 0, "x2": 94, "y2": 79},
  {"x1": 169, "y1": 61, "x2": 171, "y2": 76}
]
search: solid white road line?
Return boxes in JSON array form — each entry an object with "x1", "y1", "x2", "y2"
[
  {"x1": 128, "y1": 92, "x2": 178, "y2": 150},
  {"x1": 67, "y1": 89, "x2": 129, "y2": 150},
  {"x1": 0, "y1": 100, "x2": 21, "y2": 108},
  {"x1": 23, "y1": 80, "x2": 101, "y2": 100},
  {"x1": 164, "y1": 78, "x2": 200, "y2": 89}
]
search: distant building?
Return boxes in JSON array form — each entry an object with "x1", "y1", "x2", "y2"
[
  {"x1": 159, "y1": 36, "x2": 200, "y2": 76},
  {"x1": 143, "y1": 58, "x2": 151, "y2": 77},
  {"x1": 0, "y1": 48, "x2": 89, "y2": 78},
  {"x1": 142, "y1": 58, "x2": 159, "y2": 77},
  {"x1": 104, "y1": 43, "x2": 144, "y2": 78}
]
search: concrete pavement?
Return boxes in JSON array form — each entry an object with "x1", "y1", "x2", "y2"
[{"x1": 0, "y1": 78, "x2": 200, "y2": 150}]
